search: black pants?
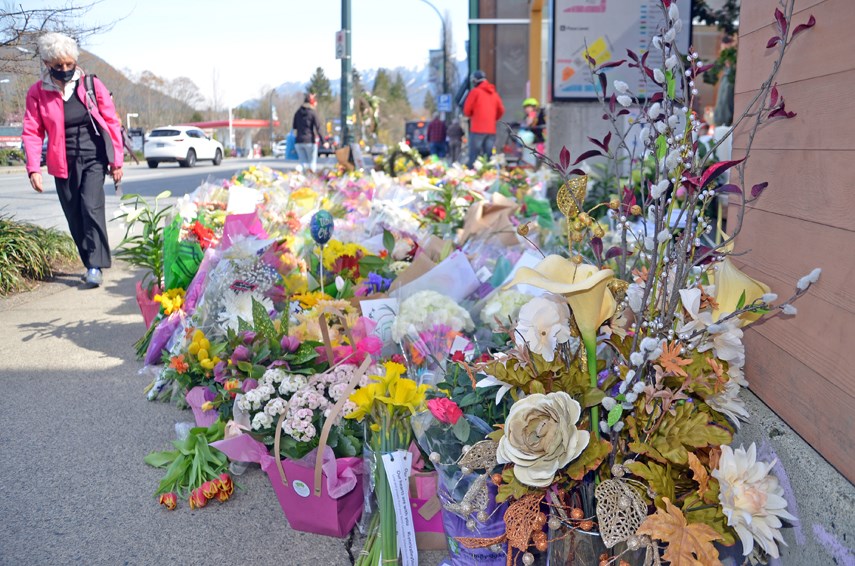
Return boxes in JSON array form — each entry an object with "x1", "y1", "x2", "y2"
[{"x1": 55, "y1": 155, "x2": 111, "y2": 269}]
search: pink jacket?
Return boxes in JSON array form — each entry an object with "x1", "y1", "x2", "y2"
[{"x1": 23, "y1": 73, "x2": 123, "y2": 178}]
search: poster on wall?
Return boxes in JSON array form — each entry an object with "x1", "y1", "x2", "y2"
[{"x1": 552, "y1": 0, "x2": 691, "y2": 101}]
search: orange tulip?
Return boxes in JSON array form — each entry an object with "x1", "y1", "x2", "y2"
[
  {"x1": 201, "y1": 480, "x2": 219, "y2": 500},
  {"x1": 189, "y1": 488, "x2": 208, "y2": 509}
]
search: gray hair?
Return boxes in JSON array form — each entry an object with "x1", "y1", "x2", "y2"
[{"x1": 37, "y1": 32, "x2": 79, "y2": 63}]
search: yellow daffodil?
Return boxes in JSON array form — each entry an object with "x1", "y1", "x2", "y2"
[
  {"x1": 711, "y1": 256, "x2": 771, "y2": 326},
  {"x1": 504, "y1": 254, "x2": 616, "y2": 342},
  {"x1": 346, "y1": 382, "x2": 383, "y2": 421}
]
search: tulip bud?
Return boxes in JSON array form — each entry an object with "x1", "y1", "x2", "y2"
[
  {"x1": 159, "y1": 492, "x2": 178, "y2": 510},
  {"x1": 201, "y1": 480, "x2": 219, "y2": 500},
  {"x1": 189, "y1": 488, "x2": 208, "y2": 509},
  {"x1": 201, "y1": 401, "x2": 214, "y2": 412}
]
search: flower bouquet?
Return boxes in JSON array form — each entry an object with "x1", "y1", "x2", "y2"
[
  {"x1": 349, "y1": 361, "x2": 429, "y2": 566},
  {"x1": 412, "y1": 398, "x2": 509, "y2": 566},
  {"x1": 144, "y1": 421, "x2": 234, "y2": 511}
]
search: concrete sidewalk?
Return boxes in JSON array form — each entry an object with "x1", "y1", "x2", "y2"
[{"x1": 0, "y1": 262, "x2": 447, "y2": 565}]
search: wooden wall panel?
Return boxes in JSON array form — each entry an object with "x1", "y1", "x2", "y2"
[
  {"x1": 735, "y1": 0, "x2": 848, "y2": 94},
  {"x1": 739, "y1": 149, "x2": 855, "y2": 232},
  {"x1": 738, "y1": 0, "x2": 825, "y2": 36},
  {"x1": 732, "y1": 69, "x2": 855, "y2": 150},
  {"x1": 743, "y1": 331, "x2": 855, "y2": 480},
  {"x1": 733, "y1": 0, "x2": 855, "y2": 482}
]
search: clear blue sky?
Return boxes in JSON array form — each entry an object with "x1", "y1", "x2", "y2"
[{"x1": 29, "y1": 0, "x2": 470, "y2": 106}]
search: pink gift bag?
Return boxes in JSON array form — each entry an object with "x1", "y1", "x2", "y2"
[{"x1": 213, "y1": 433, "x2": 364, "y2": 538}]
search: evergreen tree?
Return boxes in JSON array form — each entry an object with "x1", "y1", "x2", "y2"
[
  {"x1": 307, "y1": 67, "x2": 333, "y2": 104},
  {"x1": 423, "y1": 90, "x2": 436, "y2": 115},
  {"x1": 372, "y1": 68, "x2": 392, "y2": 98},
  {"x1": 389, "y1": 73, "x2": 411, "y2": 111}
]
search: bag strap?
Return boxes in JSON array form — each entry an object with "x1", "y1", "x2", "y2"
[
  {"x1": 313, "y1": 356, "x2": 371, "y2": 496},
  {"x1": 273, "y1": 411, "x2": 290, "y2": 486},
  {"x1": 317, "y1": 306, "x2": 355, "y2": 365}
]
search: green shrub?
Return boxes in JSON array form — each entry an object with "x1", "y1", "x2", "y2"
[
  {"x1": 0, "y1": 213, "x2": 78, "y2": 296},
  {"x1": 0, "y1": 148, "x2": 25, "y2": 166}
]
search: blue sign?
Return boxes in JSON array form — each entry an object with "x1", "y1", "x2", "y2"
[{"x1": 437, "y1": 93, "x2": 452, "y2": 113}]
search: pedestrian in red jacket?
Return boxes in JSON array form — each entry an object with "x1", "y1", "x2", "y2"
[{"x1": 463, "y1": 70, "x2": 505, "y2": 166}]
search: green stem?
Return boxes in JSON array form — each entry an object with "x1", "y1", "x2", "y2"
[{"x1": 584, "y1": 337, "x2": 600, "y2": 440}]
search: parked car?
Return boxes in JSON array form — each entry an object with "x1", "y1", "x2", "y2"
[
  {"x1": 271, "y1": 140, "x2": 288, "y2": 157},
  {"x1": 404, "y1": 120, "x2": 430, "y2": 156},
  {"x1": 144, "y1": 126, "x2": 223, "y2": 168}
]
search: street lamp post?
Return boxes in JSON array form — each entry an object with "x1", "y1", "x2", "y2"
[
  {"x1": 126, "y1": 112, "x2": 139, "y2": 130},
  {"x1": 420, "y1": 0, "x2": 448, "y2": 101}
]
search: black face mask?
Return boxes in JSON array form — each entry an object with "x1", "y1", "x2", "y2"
[{"x1": 49, "y1": 67, "x2": 75, "y2": 83}]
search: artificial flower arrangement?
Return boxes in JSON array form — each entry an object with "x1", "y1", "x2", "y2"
[{"x1": 449, "y1": 3, "x2": 819, "y2": 565}]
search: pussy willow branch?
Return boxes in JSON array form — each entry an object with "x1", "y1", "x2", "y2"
[{"x1": 661, "y1": 0, "x2": 798, "y2": 330}]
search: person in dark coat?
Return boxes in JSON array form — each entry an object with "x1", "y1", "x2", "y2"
[
  {"x1": 426, "y1": 113, "x2": 447, "y2": 158},
  {"x1": 292, "y1": 93, "x2": 324, "y2": 172},
  {"x1": 447, "y1": 119, "x2": 464, "y2": 164},
  {"x1": 463, "y1": 70, "x2": 505, "y2": 166},
  {"x1": 22, "y1": 32, "x2": 124, "y2": 288}
]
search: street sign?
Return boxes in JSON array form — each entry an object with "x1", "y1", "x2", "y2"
[
  {"x1": 437, "y1": 93, "x2": 452, "y2": 112},
  {"x1": 335, "y1": 30, "x2": 345, "y2": 59}
]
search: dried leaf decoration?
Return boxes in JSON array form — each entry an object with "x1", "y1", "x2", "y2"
[
  {"x1": 686, "y1": 453, "x2": 710, "y2": 500},
  {"x1": 637, "y1": 498, "x2": 724, "y2": 566}
]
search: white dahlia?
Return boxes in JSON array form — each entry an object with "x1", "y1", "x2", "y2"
[{"x1": 711, "y1": 443, "x2": 796, "y2": 559}]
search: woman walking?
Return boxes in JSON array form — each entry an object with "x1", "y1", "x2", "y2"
[{"x1": 23, "y1": 32, "x2": 123, "y2": 287}]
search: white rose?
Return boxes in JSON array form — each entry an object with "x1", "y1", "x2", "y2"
[{"x1": 496, "y1": 392, "x2": 590, "y2": 487}]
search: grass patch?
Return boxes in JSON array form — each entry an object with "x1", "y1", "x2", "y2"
[{"x1": 0, "y1": 213, "x2": 78, "y2": 296}]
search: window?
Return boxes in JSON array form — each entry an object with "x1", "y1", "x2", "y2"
[{"x1": 149, "y1": 129, "x2": 180, "y2": 137}]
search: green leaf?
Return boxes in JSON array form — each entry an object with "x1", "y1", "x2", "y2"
[
  {"x1": 237, "y1": 317, "x2": 252, "y2": 332},
  {"x1": 656, "y1": 135, "x2": 668, "y2": 161},
  {"x1": 682, "y1": 491, "x2": 736, "y2": 546},
  {"x1": 290, "y1": 343, "x2": 319, "y2": 366},
  {"x1": 457, "y1": 392, "x2": 478, "y2": 408},
  {"x1": 237, "y1": 361, "x2": 253, "y2": 373},
  {"x1": 582, "y1": 387, "x2": 606, "y2": 408},
  {"x1": 382, "y1": 229, "x2": 395, "y2": 255},
  {"x1": 497, "y1": 467, "x2": 533, "y2": 502},
  {"x1": 607, "y1": 404, "x2": 624, "y2": 427},
  {"x1": 564, "y1": 438, "x2": 612, "y2": 480},
  {"x1": 252, "y1": 297, "x2": 277, "y2": 341},
  {"x1": 625, "y1": 460, "x2": 675, "y2": 506},
  {"x1": 144, "y1": 450, "x2": 179, "y2": 468},
  {"x1": 451, "y1": 418, "x2": 471, "y2": 443},
  {"x1": 649, "y1": 404, "x2": 733, "y2": 465},
  {"x1": 735, "y1": 290, "x2": 746, "y2": 311},
  {"x1": 665, "y1": 69, "x2": 676, "y2": 99}
]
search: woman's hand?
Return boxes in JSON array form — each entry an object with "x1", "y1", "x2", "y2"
[
  {"x1": 111, "y1": 166, "x2": 123, "y2": 184},
  {"x1": 29, "y1": 172, "x2": 43, "y2": 193}
]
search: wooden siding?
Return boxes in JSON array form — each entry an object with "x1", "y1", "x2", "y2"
[{"x1": 731, "y1": 0, "x2": 855, "y2": 482}]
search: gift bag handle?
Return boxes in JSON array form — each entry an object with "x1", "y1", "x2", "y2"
[
  {"x1": 318, "y1": 306, "x2": 355, "y2": 365},
  {"x1": 313, "y1": 356, "x2": 371, "y2": 496},
  {"x1": 274, "y1": 411, "x2": 290, "y2": 486}
]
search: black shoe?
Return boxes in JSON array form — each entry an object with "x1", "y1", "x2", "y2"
[{"x1": 83, "y1": 268, "x2": 103, "y2": 287}]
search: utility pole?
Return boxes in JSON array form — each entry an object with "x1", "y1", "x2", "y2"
[
  {"x1": 420, "y1": 0, "x2": 448, "y2": 99},
  {"x1": 340, "y1": 0, "x2": 353, "y2": 145}
]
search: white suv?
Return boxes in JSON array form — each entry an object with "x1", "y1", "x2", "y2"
[{"x1": 144, "y1": 126, "x2": 224, "y2": 168}]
